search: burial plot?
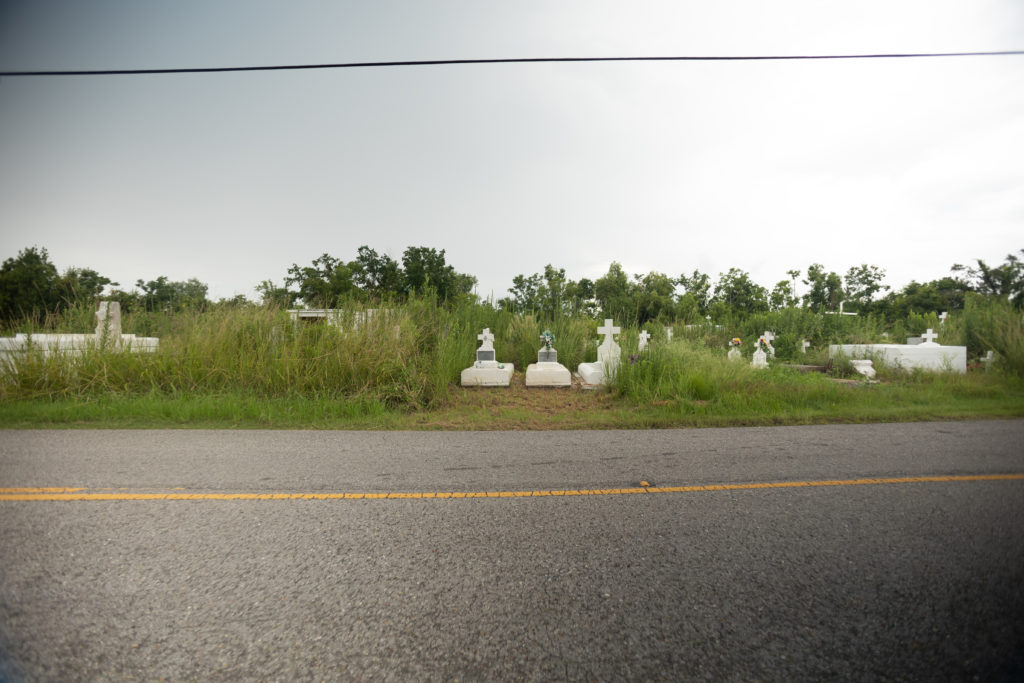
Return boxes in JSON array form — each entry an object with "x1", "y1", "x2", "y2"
[
  {"x1": 460, "y1": 328, "x2": 514, "y2": 387},
  {"x1": 525, "y1": 329, "x2": 571, "y2": 387},
  {"x1": 578, "y1": 319, "x2": 621, "y2": 388},
  {"x1": 830, "y1": 328, "x2": 966, "y2": 373}
]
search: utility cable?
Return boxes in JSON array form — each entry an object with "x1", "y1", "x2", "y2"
[{"x1": 2, "y1": 50, "x2": 1023, "y2": 77}]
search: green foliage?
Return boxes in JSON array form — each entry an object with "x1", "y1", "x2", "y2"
[{"x1": 0, "y1": 247, "x2": 62, "y2": 320}]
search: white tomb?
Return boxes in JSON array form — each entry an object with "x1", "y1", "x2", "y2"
[
  {"x1": 751, "y1": 346, "x2": 768, "y2": 369},
  {"x1": 849, "y1": 359, "x2": 877, "y2": 379},
  {"x1": 460, "y1": 328, "x2": 514, "y2": 387},
  {"x1": 578, "y1": 319, "x2": 621, "y2": 388},
  {"x1": 0, "y1": 301, "x2": 158, "y2": 370},
  {"x1": 801, "y1": 339, "x2": 811, "y2": 354},
  {"x1": 525, "y1": 329, "x2": 571, "y2": 387},
  {"x1": 830, "y1": 328, "x2": 967, "y2": 373},
  {"x1": 638, "y1": 330, "x2": 651, "y2": 352},
  {"x1": 727, "y1": 347, "x2": 741, "y2": 361},
  {"x1": 665, "y1": 327, "x2": 673, "y2": 343}
]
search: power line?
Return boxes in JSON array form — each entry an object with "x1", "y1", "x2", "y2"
[{"x1": 2, "y1": 50, "x2": 1023, "y2": 77}]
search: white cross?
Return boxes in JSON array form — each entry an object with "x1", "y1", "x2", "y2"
[
  {"x1": 802, "y1": 339, "x2": 811, "y2": 353},
  {"x1": 762, "y1": 331, "x2": 775, "y2": 346},
  {"x1": 477, "y1": 328, "x2": 495, "y2": 348},
  {"x1": 665, "y1": 328, "x2": 673, "y2": 342},
  {"x1": 638, "y1": 330, "x2": 651, "y2": 351},
  {"x1": 921, "y1": 328, "x2": 938, "y2": 344},
  {"x1": 939, "y1": 311, "x2": 948, "y2": 325},
  {"x1": 597, "y1": 319, "x2": 620, "y2": 341}
]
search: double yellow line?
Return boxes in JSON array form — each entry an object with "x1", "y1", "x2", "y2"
[{"x1": 1, "y1": 474, "x2": 1021, "y2": 502}]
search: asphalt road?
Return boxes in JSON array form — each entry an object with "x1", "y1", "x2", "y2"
[{"x1": 1, "y1": 420, "x2": 1023, "y2": 681}]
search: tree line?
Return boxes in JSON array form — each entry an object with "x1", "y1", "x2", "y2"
[{"x1": 1, "y1": 244, "x2": 1020, "y2": 324}]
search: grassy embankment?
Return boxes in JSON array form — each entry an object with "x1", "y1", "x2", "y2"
[{"x1": 1, "y1": 296, "x2": 1022, "y2": 429}]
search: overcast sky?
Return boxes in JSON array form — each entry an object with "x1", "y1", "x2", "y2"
[{"x1": 1, "y1": 1, "x2": 1021, "y2": 303}]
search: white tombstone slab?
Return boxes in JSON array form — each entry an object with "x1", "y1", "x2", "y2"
[
  {"x1": 829, "y1": 328, "x2": 967, "y2": 373},
  {"x1": 461, "y1": 328, "x2": 514, "y2": 387},
  {"x1": 727, "y1": 347, "x2": 741, "y2": 362},
  {"x1": 751, "y1": 347, "x2": 768, "y2": 369},
  {"x1": 801, "y1": 339, "x2": 811, "y2": 354},
  {"x1": 665, "y1": 327, "x2": 673, "y2": 343},
  {"x1": 638, "y1": 330, "x2": 651, "y2": 352},
  {"x1": 526, "y1": 329, "x2": 571, "y2": 387},
  {"x1": 849, "y1": 359, "x2": 876, "y2": 379},
  {"x1": 578, "y1": 319, "x2": 621, "y2": 388}
]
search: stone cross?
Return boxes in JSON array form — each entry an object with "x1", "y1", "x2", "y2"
[
  {"x1": 476, "y1": 328, "x2": 496, "y2": 363},
  {"x1": 665, "y1": 328, "x2": 673, "y2": 342},
  {"x1": 939, "y1": 311, "x2": 948, "y2": 325},
  {"x1": 762, "y1": 331, "x2": 776, "y2": 357},
  {"x1": 921, "y1": 328, "x2": 939, "y2": 344},
  {"x1": 477, "y1": 328, "x2": 495, "y2": 350},
  {"x1": 597, "y1": 319, "x2": 620, "y2": 341},
  {"x1": 981, "y1": 350, "x2": 995, "y2": 369},
  {"x1": 638, "y1": 330, "x2": 651, "y2": 352},
  {"x1": 801, "y1": 339, "x2": 811, "y2": 353}
]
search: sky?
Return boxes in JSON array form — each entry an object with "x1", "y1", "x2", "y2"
[{"x1": 0, "y1": 1, "x2": 1022, "y2": 304}]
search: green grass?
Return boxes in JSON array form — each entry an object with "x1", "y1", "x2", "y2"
[{"x1": 1, "y1": 298, "x2": 1023, "y2": 429}]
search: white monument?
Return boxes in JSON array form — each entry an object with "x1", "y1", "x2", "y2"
[
  {"x1": 525, "y1": 329, "x2": 571, "y2": 387},
  {"x1": 751, "y1": 346, "x2": 768, "y2": 369},
  {"x1": 801, "y1": 339, "x2": 811, "y2": 354},
  {"x1": 849, "y1": 359, "x2": 877, "y2": 379},
  {"x1": 460, "y1": 328, "x2": 514, "y2": 387},
  {"x1": 761, "y1": 331, "x2": 776, "y2": 358},
  {"x1": 830, "y1": 328, "x2": 967, "y2": 373},
  {"x1": 578, "y1": 319, "x2": 622, "y2": 388},
  {"x1": 727, "y1": 337, "x2": 742, "y2": 362},
  {"x1": 665, "y1": 327, "x2": 673, "y2": 343},
  {"x1": 638, "y1": 330, "x2": 651, "y2": 352},
  {"x1": 0, "y1": 301, "x2": 158, "y2": 370}
]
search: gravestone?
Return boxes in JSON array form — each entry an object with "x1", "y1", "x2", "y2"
[
  {"x1": 460, "y1": 328, "x2": 514, "y2": 387},
  {"x1": 525, "y1": 329, "x2": 571, "y2": 387},
  {"x1": 728, "y1": 337, "x2": 742, "y2": 362},
  {"x1": 751, "y1": 346, "x2": 768, "y2": 369},
  {"x1": 762, "y1": 331, "x2": 776, "y2": 358},
  {"x1": 578, "y1": 319, "x2": 621, "y2": 388},
  {"x1": 638, "y1": 330, "x2": 651, "y2": 352},
  {"x1": 95, "y1": 301, "x2": 122, "y2": 344},
  {"x1": 939, "y1": 311, "x2": 948, "y2": 325},
  {"x1": 801, "y1": 339, "x2": 811, "y2": 354},
  {"x1": 665, "y1": 327, "x2": 673, "y2": 343},
  {"x1": 850, "y1": 359, "x2": 876, "y2": 379}
]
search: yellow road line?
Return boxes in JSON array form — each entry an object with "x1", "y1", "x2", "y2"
[{"x1": 0, "y1": 474, "x2": 1021, "y2": 502}]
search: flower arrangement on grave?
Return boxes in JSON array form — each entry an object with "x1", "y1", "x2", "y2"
[
  {"x1": 540, "y1": 329, "x2": 555, "y2": 350},
  {"x1": 755, "y1": 337, "x2": 771, "y2": 353},
  {"x1": 729, "y1": 337, "x2": 742, "y2": 348}
]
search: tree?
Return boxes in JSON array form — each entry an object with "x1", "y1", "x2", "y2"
[
  {"x1": 506, "y1": 273, "x2": 543, "y2": 313},
  {"x1": 802, "y1": 264, "x2": 844, "y2": 312},
  {"x1": 402, "y1": 246, "x2": 475, "y2": 301},
  {"x1": 256, "y1": 279, "x2": 296, "y2": 307},
  {"x1": 285, "y1": 253, "x2": 357, "y2": 307},
  {"x1": 769, "y1": 280, "x2": 798, "y2": 310},
  {"x1": 634, "y1": 271, "x2": 677, "y2": 324},
  {"x1": 952, "y1": 250, "x2": 1024, "y2": 306},
  {"x1": 135, "y1": 276, "x2": 209, "y2": 312},
  {"x1": 352, "y1": 246, "x2": 403, "y2": 299},
  {"x1": 712, "y1": 268, "x2": 768, "y2": 314},
  {"x1": 0, "y1": 246, "x2": 61, "y2": 320},
  {"x1": 595, "y1": 262, "x2": 635, "y2": 323},
  {"x1": 843, "y1": 264, "x2": 889, "y2": 311},
  {"x1": 60, "y1": 267, "x2": 115, "y2": 304},
  {"x1": 677, "y1": 270, "x2": 711, "y2": 315},
  {"x1": 564, "y1": 277, "x2": 597, "y2": 317}
]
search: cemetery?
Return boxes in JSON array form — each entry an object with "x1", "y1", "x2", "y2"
[{"x1": 0, "y1": 290, "x2": 1020, "y2": 429}]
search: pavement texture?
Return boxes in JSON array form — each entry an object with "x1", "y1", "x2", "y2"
[{"x1": 1, "y1": 420, "x2": 1023, "y2": 681}]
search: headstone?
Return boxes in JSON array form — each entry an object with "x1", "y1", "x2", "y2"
[
  {"x1": 665, "y1": 327, "x2": 673, "y2": 343},
  {"x1": 526, "y1": 329, "x2": 571, "y2": 387},
  {"x1": 461, "y1": 328, "x2": 514, "y2": 386},
  {"x1": 578, "y1": 319, "x2": 621, "y2": 388},
  {"x1": 751, "y1": 347, "x2": 768, "y2": 369},
  {"x1": 638, "y1": 330, "x2": 651, "y2": 352},
  {"x1": 801, "y1": 339, "x2": 811, "y2": 354},
  {"x1": 762, "y1": 331, "x2": 776, "y2": 358},
  {"x1": 728, "y1": 337, "x2": 742, "y2": 362},
  {"x1": 939, "y1": 311, "x2": 948, "y2": 325},
  {"x1": 921, "y1": 328, "x2": 939, "y2": 345},
  {"x1": 981, "y1": 350, "x2": 995, "y2": 370},
  {"x1": 95, "y1": 301, "x2": 122, "y2": 345},
  {"x1": 850, "y1": 359, "x2": 876, "y2": 379}
]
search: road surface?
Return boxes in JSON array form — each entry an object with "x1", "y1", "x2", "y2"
[{"x1": 1, "y1": 420, "x2": 1022, "y2": 680}]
